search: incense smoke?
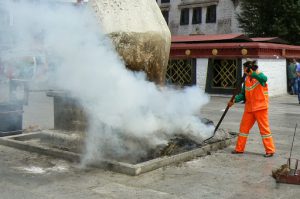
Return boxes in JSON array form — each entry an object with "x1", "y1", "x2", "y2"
[{"x1": 0, "y1": 0, "x2": 213, "y2": 164}]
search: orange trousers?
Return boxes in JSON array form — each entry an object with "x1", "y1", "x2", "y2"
[{"x1": 235, "y1": 109, "x2": 275, "y2": 154}]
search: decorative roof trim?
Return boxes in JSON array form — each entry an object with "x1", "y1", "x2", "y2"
[{"x1": 170, "y1": 42, "x2": 300, "y2": 59}]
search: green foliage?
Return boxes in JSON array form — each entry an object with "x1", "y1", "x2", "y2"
[{"x1": 237, "y1": 0, "x2": 300, "y2": 44}]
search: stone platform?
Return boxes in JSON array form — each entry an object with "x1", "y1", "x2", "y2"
[{"x1": 0, "y1": 130, "x2": 235, "y2": 175}]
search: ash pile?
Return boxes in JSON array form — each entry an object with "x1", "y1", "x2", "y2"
[
  {"x1": 85, "y1": 117, "x2": 236, "y2": 165},
  {"x1": 272, "y1": 164, "x2": 291, "y2": 178}
]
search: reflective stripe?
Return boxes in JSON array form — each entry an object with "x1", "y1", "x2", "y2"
[
  {"x1": 245, "y1": 81, "x2": 260, "y2": 91},
  {"x1": 239, "y1": 132, "x2": 248, "y2": 137},
  {"x1": 264, "y1": 91, "x2": 268, "y2": 95},
  {"x1": 261, "y1": 134, "x2": 272, "y2": 138}
]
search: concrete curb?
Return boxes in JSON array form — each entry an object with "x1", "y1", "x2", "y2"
[
  {"x1": 0, "y1": 132, "x2": 80, "y2": 162},
  {"x1": 0, "y1": 131, "x2": 235, "y2": 175},
  {"x1": 97, "y1": 138, "x2": 234, "y2": 176}
]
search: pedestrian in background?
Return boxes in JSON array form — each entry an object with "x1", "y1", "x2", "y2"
[
  {"x1": 287, "y1": 59, "x2": 298, "y2": 95},
  {"x1": 228, "y1": 60, "x2": 275, "y2": 157},
  {"x1": 296, "y1": 62, "x2": 300, "y2": 104}
]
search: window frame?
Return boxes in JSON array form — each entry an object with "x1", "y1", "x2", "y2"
[
  {"x1": 180, "y1": 8, "x2": 190, "y2": 25},
  {"x1": 192, "y1": 7, "x2": 202, "y2": 24},
  {"x1": 206, "y1": 5, "x2": 217, "y2": 23},
  {"x1": 161, "y1": 10, "x2": 169, "y2": 24}
]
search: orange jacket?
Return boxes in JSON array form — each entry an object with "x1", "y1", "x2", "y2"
[{"x1": 244, "y1": 72, "x2": 269, "y2": 112}]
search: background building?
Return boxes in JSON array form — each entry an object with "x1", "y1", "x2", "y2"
[
  {"x1": 156, "y1": 0, "x2": 241, "y2": 35},
  {"x1": 168, "y1": 34, "x2": 300, "y2": 96}
]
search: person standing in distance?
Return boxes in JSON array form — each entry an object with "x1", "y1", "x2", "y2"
[
  {"x1": 296, "y1": 61, "x2": 300, "y2": 104},
  {"x1": 287, "y1": 59, "x2": 298, "y2": 95}
]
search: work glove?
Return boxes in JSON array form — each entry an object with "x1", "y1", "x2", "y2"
[{"x1": 228, "y1": 100, "x2": 234, "y2": 107}]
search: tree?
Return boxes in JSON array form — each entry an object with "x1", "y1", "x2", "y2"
[{"x1": 237, "y1": 0, "x2": 300, "y2": 44}]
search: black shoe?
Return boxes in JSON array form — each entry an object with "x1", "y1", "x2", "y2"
[
  {"x1": 231, "y1": 150, "x2": 243, "y2": 154},
  {"x1": 263, "y1": 153, "x2": 274, "y2": 158}
]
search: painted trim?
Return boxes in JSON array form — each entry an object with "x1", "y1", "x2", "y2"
[{"x1": 170, "y1": 42, "x2": 300, "y2": 59}]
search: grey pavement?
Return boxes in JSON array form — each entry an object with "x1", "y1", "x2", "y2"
[{"x1": 1, "y1": 92, "x2": 300, "y2": 199}]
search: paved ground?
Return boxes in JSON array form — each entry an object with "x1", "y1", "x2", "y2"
[{"x1": 1, "y1": 92, "x2": 300, "y2": 199}]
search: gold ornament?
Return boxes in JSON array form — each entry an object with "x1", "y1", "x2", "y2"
[
  {"x1": 185, "y1": 49, "x2": 191, "y2": 56},
  {"x1": 241, "y1": 48, "x2": 248, "y2": 56},
  {"x1": 212, "y1": 49, "x2": 218, "y2": 56}
]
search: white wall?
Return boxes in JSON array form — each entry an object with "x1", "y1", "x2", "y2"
[
  {"x1": 195, "y1": 58, "x2": 287, "y2": 96},
  {"x1": 255, "y1": 59, "x2": 287, "y2": 96},
  {"x1": 231, "y1": 1, "x2": 241, "y2": 33},
  {"x1": 241, "y1": 58, "x2": 287, "y2": 96},
  {"x1": 196, "y1": 58, "x2": 209, "y2": 90},
  {"x1": 157, "y1": 0, "x2": 241, "y2": 35}
]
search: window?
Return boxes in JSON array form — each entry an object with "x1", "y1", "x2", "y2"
[
  {"x1": 206, "y1": 5, "x2": 216, "y2": 23},
  {"x1": 166, "y1": 59, "x2": 196, "y2": 87},
  {"x1": 161, "y1": 10, "x2": 169, "y2": 24},
  {"x1": 192, "y1": 7, "x2": 202, "y2": 24},
  {"x1": 180, "y1": 8, "x2": 189, "y2": 25},
  {"x1": 161, "y1": 0, "x2": 170, "y2": 3}
]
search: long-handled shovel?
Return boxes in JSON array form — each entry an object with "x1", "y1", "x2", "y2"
[{"x1": 203, "y1": 73, "x2": 247, "y2": 143}]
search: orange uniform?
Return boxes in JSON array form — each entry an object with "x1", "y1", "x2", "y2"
[{"x1": 234, "y1": 71, "x2": 275, "y2": 154}]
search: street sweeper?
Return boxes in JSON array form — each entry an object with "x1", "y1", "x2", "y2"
[{"x1": 228, "y1": 60, "x2": 275, "y2": 157}]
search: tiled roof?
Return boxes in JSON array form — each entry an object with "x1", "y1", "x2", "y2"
[
  {"x1": 172, "y1": 33, "x2": 252, "y2": 43},
  {"x1": 251, "y1": 37, "x2": 288, "y2": 44}
]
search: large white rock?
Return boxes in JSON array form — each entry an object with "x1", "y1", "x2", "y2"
[{"x1": 89, "y1": 0, "x2": 171, "y2": 84}]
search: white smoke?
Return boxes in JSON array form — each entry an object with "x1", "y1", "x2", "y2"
[{"x1": 0, "y1": 0, "x2": 213, "y2": 164}]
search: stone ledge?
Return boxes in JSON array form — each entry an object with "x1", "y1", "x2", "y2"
[{"x1": 0, "y1": 131, "x2": 235, "y2": 175}]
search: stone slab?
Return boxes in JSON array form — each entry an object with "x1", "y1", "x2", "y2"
[{"x1": 0, "y1": 132, "x2": 80, "y2": 162}]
